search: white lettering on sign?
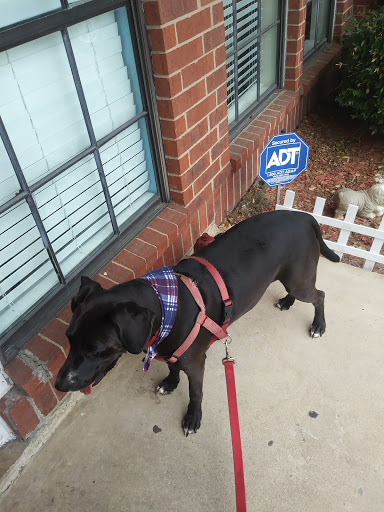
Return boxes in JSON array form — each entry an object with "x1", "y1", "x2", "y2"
[{"x1": 266, "y1": 146, "x2": 300, "y2": 170}]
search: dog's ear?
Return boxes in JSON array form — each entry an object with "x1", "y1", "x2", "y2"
[
  {"x1": 109, "y1": 302, "x2": 155, "y2": 354},
  {"x1": 71, "y1": 276, "x2": 102, "y2": 312}
]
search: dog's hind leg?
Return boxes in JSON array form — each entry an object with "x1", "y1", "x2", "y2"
[
  {"x1": 276, "y1": 293, "x2": 296, "y2": 311},
  {"x1": 289, "y1": 286, "x2": 326, "y2": 338},
  {"x1": 156, "y1": 365, "x2": 180, "y2": 395},
  {"x1": 280, "y1": 271, "x2": 327, "y2": 337}
]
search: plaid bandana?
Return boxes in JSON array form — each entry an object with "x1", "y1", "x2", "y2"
[{"x1": 140, "y1": 266, "x2": 178, "y2": 372}]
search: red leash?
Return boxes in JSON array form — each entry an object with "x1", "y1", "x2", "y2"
[{"x1": 222, "y1": 340, "x2": 247, "y2": 512}]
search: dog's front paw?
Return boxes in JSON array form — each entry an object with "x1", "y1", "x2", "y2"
[
  {"x1": 182, "y1": 408, "x2": 202, "y2": 437},
  {"x1": 156, "y1": 374, "x2": 180, "y2": 395},
  {"x1": 310, "y1": 322, "x2": 325, "y2": 338}
]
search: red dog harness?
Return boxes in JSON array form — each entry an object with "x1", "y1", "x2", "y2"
[{"x1": 146, "y1": 256, "x2": 232, "y2": 363}]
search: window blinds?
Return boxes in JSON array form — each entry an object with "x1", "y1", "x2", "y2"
[{"x1": 0, "y1": 9, "x2": 155, "y2": 338}]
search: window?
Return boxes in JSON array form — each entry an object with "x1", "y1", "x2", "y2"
[
  {"x1": 224, "y1": 0, "x2": 283, "y2": 134},
  {"x1": 304, "y1": 0, "x2": 333, "y2": 58},
  {"x1": 0, "y1": 0, "x2": 168, "y2": 364}
]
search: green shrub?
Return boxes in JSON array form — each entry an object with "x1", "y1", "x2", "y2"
[{"x1": 336, "y1": 7, "x2": 384, "y2": 134}]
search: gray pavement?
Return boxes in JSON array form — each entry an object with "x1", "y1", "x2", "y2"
[{"x1": 1, "y1": 259, "x2": 384, "y2": 512}]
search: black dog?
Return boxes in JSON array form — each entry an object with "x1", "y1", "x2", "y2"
[{"x1": 55, "y1": 211, "x2": 339, "y2": 434}]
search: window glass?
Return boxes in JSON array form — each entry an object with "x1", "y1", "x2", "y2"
[
  {"x1": 101, "y1": 118, "x2": 156, "y2": 228},
  {"x1": 260, "y1": 25, "x2": 278, "y2": 95},
  {"x1": 0, "y1": 202, "x2": 59, "y2": 334},
  {"x1": 0, "y1": 6, "x2": 160, "y2": 346},
  {"x1": 224, "y1": 0, "x2": 281, "y2": 130},
  {"x1": 304, "y1": 0, "x2": 331, "y2": 57},
  {"x1": 0, "y1": 136, "x2": 20, "y2": 207},
  {"x1": 33, "y1": 155, "x2": 114, "y2": 277},
  {"x1": 261, "y1": 0, "x2": 279, "y2": 29},
  {"x1": 238, "y1": 40, "x2": 258, "y2": 117},
  {"x1": 68, "y1": 8, "x2": 143, "y2": 140},
  {"x1": 0, "y1": 32, "x2": 91, "y2": 186},
  {"x1": 0, "y1": 0, "x2": 61, "y2": 29}
]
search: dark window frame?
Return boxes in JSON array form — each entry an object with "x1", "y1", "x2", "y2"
[
  {"x1": 303, "y1": 0, "x2": 336, "y2": 63},
  {"x1": 0, "y1": 0, "x2": 169, "y2": 364},
  {"x1": 225, "y1": 0, "x2": 287, "y2": 140}
]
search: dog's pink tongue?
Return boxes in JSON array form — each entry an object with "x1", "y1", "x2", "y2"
[{"x1": 80, "y1": 384, "x2": 93, "y2": 395}]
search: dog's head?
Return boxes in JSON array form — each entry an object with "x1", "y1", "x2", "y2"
[{"x1": 55, "y1": 277, "x2": 156, "y2": 395}]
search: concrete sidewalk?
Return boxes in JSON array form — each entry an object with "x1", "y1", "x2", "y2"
[{"x1": 1, "y1": 259, "x2": 383, "y2": 512}]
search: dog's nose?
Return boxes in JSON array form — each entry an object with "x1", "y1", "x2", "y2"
[{"x1": 55, "y1": 370, "x2": 77, "y2": 392}]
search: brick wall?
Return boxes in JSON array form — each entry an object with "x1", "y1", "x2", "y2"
[
  {"x1": 0, "y1": 0, "x2": 356, "y2": 443},
  {"x1": 144, "y1": 0, "x2": 231, "y2": 233}
]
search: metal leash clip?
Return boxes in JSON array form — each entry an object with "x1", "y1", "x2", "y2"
[{"x1": 221, "y1": 334, "x2": 235, "y2": 364}]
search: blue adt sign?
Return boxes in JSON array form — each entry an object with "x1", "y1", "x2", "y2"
[{"x1": 259, "y1": 132, "x2": 309, "y2": 187}]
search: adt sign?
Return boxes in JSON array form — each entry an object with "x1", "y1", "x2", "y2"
[{"x1": 259, "y1": 132, "x2": 309, "y2": 187}]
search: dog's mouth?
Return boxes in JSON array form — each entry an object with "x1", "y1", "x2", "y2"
[{"x1": 79, "y1": 357, "x2": 120, "y2": 395}]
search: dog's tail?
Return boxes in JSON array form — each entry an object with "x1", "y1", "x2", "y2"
[{"x1": 311, "y1": 216, "x2": 340, "y2": 262}]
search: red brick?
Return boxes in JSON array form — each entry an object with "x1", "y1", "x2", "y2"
[
  {"x1": 189, "y1": 128, "x2": 218, "y2": 164},
  {"x1": 216, "y1": 83, "x2": 227, "y2": 103},
  {"x1": 186, "y1": 93, "x2": 216, "y2": 128},
  {"x1": 162, "y1": 245, "x2": 175, "y2": 267},
  {"x1": 206, "y1": 192, "x2": 214, "y2": 225},
  {"x1": 169, "y1": 152, "x2": 210, "y2": 191},
  {"x1": 160, "y1": 116, "x2": 187, "y2": 139},
  {"x1": 289, "y1": 0, "x2": 306, "y2": 9},
  {"x1": 176, "y1": 8, "x2": 211, "y2": 44},
  {"x1": 171, "y1": 185, "x2": 194, "y2": 206},
  {"x1": 214, "y1": 44, "x2": 226, "y2": 67},
  {"x1": 182, "y1": 53, "x2": 215, "y2": 89},
  {"x1": 157, "y1": 79, "x2": 206, "y2": 119},
  {"x1": 209, "y1": 101, "x2": 228, "y2": 130},
  {"x1": 193, "y1": 158, "x2": 221, "y2": 195},
  {"x1": 204, "y1": 24, "x2": 225, "y2": 52},
  {"x1": 126, "y1": 238, "x2": 159, "y2": 267},
  {"x1": 6, "y1": 358, "x2": 41, "y2": 395},
  {"x1": 102, "y1": 261, "x2": 134, "y2": 283},
  {"x1": 172, "y1": 235, "x2": 184, "y2": 263},
  {"x1": 163, "y1": 118, "x2": 208, "y2": 157},
  {"x1": 198, "y1": 202, "x2": 208, "y2": 232},
  {"x1": 212, "y1": 2, "x2": 224, "y2": 25},
  {"x1": 206, "y1": 64, "x2": 226, "y2": 93},
  {"x1": 144, "y1": 0, "x2": 198, "y2": 25},
  {"x1": 152, "y1": 38, "x2": 204, "y2": 76},
  {"x1": 33, "y1": 385, "x2": 58, "y2": 417},
  {"x1": 139, "y1": 227, "x2": 169, "y2": 256},
  {"x1": 211, "y1": 135, "x2": 228, "y2": 162},
  {"x1": 39, "y1": 319, "x2": 69, "y2": 355},
  {"x1": 181, "y1": 225, "x2": 193, "y2": 253},
  {"x1": 149, "y1": 217, "x2": 179, "y2": 243},
  {"x1": 8, "y1": 396, "x2": 40, "y2": 439},
  {"x1": 25, "y1": 336, "x2": 66, "y2": 375},
  {"x1": 158, "y1": 205, "x2": 189, "y2": 234},
  {"x1": 155, "y1": 73, "x2": 182, "y2": 99},
  {"x1": 201, "y1": 0, "x2": 217, "y2": 5},
  {"x1": 56, "y1": 303, "x2": 72, "y2": 324},
  {"x1": 287, "y1": 8, "x2": 306, "y2": 25},
  {"x1": 93, "y1": 275, "x2": 115, "y2": 289},
  {"x1": 148, "y1": 24, "x2": 177, "y2": 52},
  {"x1": 113, "y1": 250, "x2": 147, "y2": 277},
  {"x1": 166, "y1": 154, "x2": 190, "y2": 175},
  {"x1": 286, "y1": 38, "x2": 304, "y2": 54}
]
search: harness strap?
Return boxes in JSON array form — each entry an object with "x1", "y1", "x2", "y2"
[
  {"x1": 188, "y1": 256, "x2": 232, "y2": 331},
  {"x1": 166, "y1": 274, "x2": 228, "y2": 363}
]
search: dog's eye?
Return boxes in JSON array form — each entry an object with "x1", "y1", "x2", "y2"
[{"x1": 87, "y1": 351, "x2": 97, "y2": 357}]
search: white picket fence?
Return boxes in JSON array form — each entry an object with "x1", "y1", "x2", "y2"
[{"x1": 276, "y1": 190, "x2": 384, "y2": 271}]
